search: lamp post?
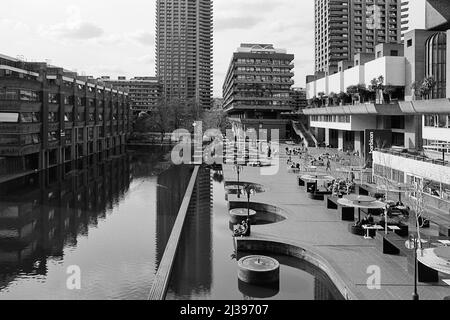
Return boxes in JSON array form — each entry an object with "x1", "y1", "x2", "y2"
[
  {"x1": 242, "y1": 184, "x2": 256, "y2": 237},
  {"x1": 233, "y1": 165, "x2": 243, "y2": 199},
  {"x1": 406, "y1": 234, "x2": 420, "y2": 301}
]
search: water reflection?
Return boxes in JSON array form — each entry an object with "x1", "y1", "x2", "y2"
[
  {"x1": 167, "y1": 167, "x2": 213, "y2": 298},
  {"x1": 167, "y1": 167, "x2": 344, "y2": 300},
  {"x1": 0, "y1": 155, "x2": 131, "y2": 293},
  {"x1": 0, "y1": 147, "x2": 194, "y2": 300}
]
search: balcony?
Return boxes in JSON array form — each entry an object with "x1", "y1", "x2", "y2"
[
  {"x1": 0, "y1": 144, "x2": 41, "y2": 156},
  {"x1": 0, "y1": 123, "x2": 41, "y2": 134}
]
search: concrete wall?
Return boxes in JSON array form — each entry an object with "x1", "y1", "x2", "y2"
[
  {"x1": 364, "y1": 57, "x2": 406, "y2": 86},
  {"x1": 404, "y1": 29, "x2": 435, "y2": 101},
  {"x1": 423, "y1": 126, "x2": 450, "y2": 142},
  {"x1": 316, "y1": 77, "x2": 328, "y2": 95},
  {"x1": 306, "y1": 81, "x2": 316, "y2": 99},
  {"x1": 343, "y1": 66, "x2": 364, "y2": 91},
  {"x1": 328, "y1": 72, "x2": 343, "y2": 94}
]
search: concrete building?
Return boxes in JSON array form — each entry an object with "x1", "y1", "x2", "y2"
[
  {"x1": 0, "y1": 53, "x2": 132, "y2": 176},
  {"x1": 102, "y1": 76, "x2": 161, "y2": 113},
  {"x1": 315, "y1": 0, "x2": 402, "y2": 75},
  {"x1": 155, "y1": 0, "x2": 213, "y2": 109},
  {"x1": 401, "y1": 0, "x2": 427, "y2": 39},
  {"x1": 305, "y1": 1, "x2": 450, "y2": 209},
  {"x1": 222, "y1": 44, "x2": 295, "y2": 140},
  {"x1": 290, "y1": 87, "x2": 308, "y2": 111}
]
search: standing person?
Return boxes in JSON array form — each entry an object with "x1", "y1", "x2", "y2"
[
  {"x1": 326, "y1": 158, "x2": 331, "y2": 172},
  {"x1": 268, "y1": 144, "x2": 272, "y2": 158}
]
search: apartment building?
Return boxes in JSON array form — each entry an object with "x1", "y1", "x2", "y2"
[
  {"x1": 305, "y1": 1, "x2": 450, "y2": 210},
  {"x1": 155, "y1": 0, "x2": 213, "y2": 109},
  {"x1": 0, "y1": 54, "x2": 132, "y2": 175},
  {"x1": 102, "y1": 76, "x2": 161, "y2": 113},
  {"x1": 315, "y1": 0, "x2": 402, "y2": 75},
  {"x1": 222, "y1": 44, "x2": 295, "y2": 140}
]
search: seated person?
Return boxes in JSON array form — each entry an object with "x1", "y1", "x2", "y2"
[{"x1": 296, "y1": 163, "x2": 300, "y2": 169}]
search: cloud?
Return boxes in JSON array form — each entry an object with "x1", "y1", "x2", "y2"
[
  {"x1": 132, "y1": 31, "x2": 154, "y2": 46},
  {"x1": 215, "y1": 16, "x2": 260, "y2": 31},
  {"x1": 135, "y1": 54, "x2": 155, "y2": 65},
  {"x1": 39, "y1": 6, "x2": 104, "y2": 40}
]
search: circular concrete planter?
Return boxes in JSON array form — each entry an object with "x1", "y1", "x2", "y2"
[{"x1": 238, "y1": 255, "x2": 280, "y2": 285}]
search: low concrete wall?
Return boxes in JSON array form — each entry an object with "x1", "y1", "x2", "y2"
[
  {"x1": 148, "y1": 166, "x2": 200, "y2": 300},
  {"x1": 236, "y1": 238, "x2": 360, "y2": 300},
  {"x1": 228, "y1": 201, "x2": 287, "y2": 224}
]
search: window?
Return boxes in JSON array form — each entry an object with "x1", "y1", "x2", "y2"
[
  {"x1": 48, "y1": 131, "x2": 58, "y2": 142},
  {"x1": 425, "y1": 32, "x2": 447, "y2": 99},
  {"x1": 407, "y1": 39, "x2": 412, "y2": 47},
  {"x1": 20, "y1": 90, "x2": 39, "y2": 101},
  {"x1": 0, "y1": 134, "x2": 19, "y2": 145},
  {"x1": 0, "y1": 89, "x2": 18, "y2": 100},
  {"x1": 64, "y1": 112, "x2": 73, "y2": 122},
  {"x1": 0, "y1": 112, "x2": 19, "y2": 123},
  {"x1": 48, "y1": 112, "x2": 57, "y2": 122},
  {"x1": 48, "y1": 93, "x2": 59, "y2": 104},
  {"x1": 20, "y1": 112, "x2": 40, "y2": 123}
]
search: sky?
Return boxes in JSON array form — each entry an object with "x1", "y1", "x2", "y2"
[{"x1": 0, "y1": 0, "x2": 315, "y2": 97}]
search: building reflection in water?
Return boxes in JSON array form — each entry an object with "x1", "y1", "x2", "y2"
[
  {"x1": 0, "y1": 154, "x2": 132, "y2": 291},
  {"x1": 166, "y1": 167, "x2": 213, "y2": 298},
  {"x1": 156, "y1": 165, "x2": 195, "y2": 265}
]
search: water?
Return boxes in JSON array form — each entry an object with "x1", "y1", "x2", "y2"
[
  {"x1": 0, "y1": 148, "x2": 342, "y2": 300},
  {"x1": 166, "y1": 167, "x2": 343, "y2": 300},
  {"x1": 0, "y1": 147, "x2": 193, "y2": 300}
]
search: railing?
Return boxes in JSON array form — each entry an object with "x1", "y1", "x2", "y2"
[{"x1": 376, "y1": 149, "x2": 450, "y2": 167}]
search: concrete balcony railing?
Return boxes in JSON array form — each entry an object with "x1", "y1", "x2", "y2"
[
  {"x1": 376, "y1": 148, "x2": 450, "y2": 167},
  {"x1": 0, "y1": 123, "x2": 41, "y2": 134}
]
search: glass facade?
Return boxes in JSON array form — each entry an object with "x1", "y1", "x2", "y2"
[{"x1": 425, "y1": 32, "x2": 447, "y2": 99}]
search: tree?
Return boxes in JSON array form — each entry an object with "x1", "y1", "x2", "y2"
[
  {"x1": 202, "y1": 105, "x2": 231, "y2": 132},
  {"x1": 383, "y1": 85, "x2": 397, "y2": 103},
  {"x1": 329, "y1": 92, "x2": 338, "y2": 106},
  {"x1": 338, "y1": 92, "x2": 349, "y2": 105},
  {"x1": 347, "y1": 84, "x2": 368, "y2": 104},
  {"x1": 368, "y1": 76, "x2": 385, "y2": 104},
  {"x1": 318, "y1": 92, "x2": 326, "y2": 107},
  {"x1": 420, "y1": 77, "x2": 437, "y2": 100}
]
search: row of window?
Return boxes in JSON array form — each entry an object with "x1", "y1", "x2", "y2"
[
  {"x1": 310, "y1": 115, "x2": 351, "y2": 123},
  {"x1": 0, "y1": 88, "x2": 128, "y2": 106},
  {"x1": 0, "y1": 111, "x2": 126, "y2": 123},
  {"x1": 424, "y1": 114, "x2": 450, "y2": 128},
  {"x1": 373, "y1": 164, "x2": 450, "y2": 201}
]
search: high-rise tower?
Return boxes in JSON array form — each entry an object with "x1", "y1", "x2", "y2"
[
  {"x1": 315, "y1": 0, "x2": 402, "y2": 75},
  {"x1": 156, "y1": 0, "x2": 213, "y2": 109}
]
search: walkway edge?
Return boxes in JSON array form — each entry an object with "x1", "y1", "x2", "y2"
[{"x1": 148, "y1": 166, "x2": 200, "y2": 300}]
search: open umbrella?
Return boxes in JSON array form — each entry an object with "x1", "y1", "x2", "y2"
[{"x1": 337, "y1": 195, "x2": 386, "y2": 222}]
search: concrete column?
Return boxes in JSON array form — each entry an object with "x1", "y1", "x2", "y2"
[
  {"x1": 325, "y1": 128, "x2": 330, "y2": 146},
  {"x1": 354, "y1": 131, "x2": 363, "y2": 156},
  {"x1": 338, "y1": 130, "x2": 344, "y2": 151}
]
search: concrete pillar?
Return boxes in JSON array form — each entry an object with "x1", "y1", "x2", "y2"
[
  {"x1": 338, "y1": 130, "x2": 344, "y2": 151},
  {"x1": 325, "y1": 128, "x2": 330, "y2": 146},
  {"x1": 354, "y1": 132, "x2": 363, "y2": 156}
]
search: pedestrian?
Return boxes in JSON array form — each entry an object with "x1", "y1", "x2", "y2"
[{"x1": 326, "y1": 159, "x2": 331, "y2": 172}]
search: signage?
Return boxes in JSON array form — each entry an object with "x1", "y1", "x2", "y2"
[{"x1": 364, "y1": 129, "x2": 392, "y2": 165}]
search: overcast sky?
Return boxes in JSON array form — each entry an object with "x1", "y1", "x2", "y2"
[{"x1": 0, "y1": 0, "x2": 315, "y2": 97}]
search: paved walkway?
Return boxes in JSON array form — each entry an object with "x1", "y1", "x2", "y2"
[{"x1": 223, "y1": 146, "x2": 450, "y2": 300}]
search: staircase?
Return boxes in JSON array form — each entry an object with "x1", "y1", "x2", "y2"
[{"x1": 292, "y1": 121, "x2": 317, "y2": 148}]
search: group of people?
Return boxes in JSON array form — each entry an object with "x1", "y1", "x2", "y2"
[{"x1": 285, "y1": 146, "x2": 308, "y2": 157}]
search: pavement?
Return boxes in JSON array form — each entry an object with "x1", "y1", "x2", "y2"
[{"x1": 223, "y1": 145, "x2": 450, "y2": 300}]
